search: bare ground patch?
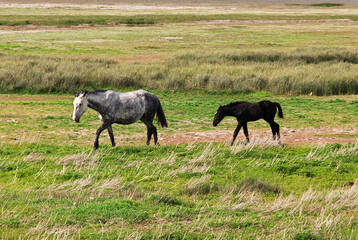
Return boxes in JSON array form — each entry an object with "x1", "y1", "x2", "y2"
[{"x1": 161, "y1": 127, "x2": 358, "y2": 146}]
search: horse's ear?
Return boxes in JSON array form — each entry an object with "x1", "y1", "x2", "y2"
[
  {"x1": 74, "y1": 92, "x2": 79, "y2": 97},
  {"x1": 83, "y1": 91, "x2": 88, "y2": 96}
]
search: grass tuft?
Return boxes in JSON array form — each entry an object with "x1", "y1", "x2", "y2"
[
  {"x1": 237, "y1": 178, "x2": 281, "y2": 195},
  {"x1": 310, "y1": 3, "x2": 344, "y2": 7}
]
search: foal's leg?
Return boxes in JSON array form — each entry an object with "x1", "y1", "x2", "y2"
[
  {"x1": 107, "y1": 125, "x2": 116, "y2": 147},
  {"x1": 243, "y1": 123, "x2": 250, "y2": 143},
  {"x1": 274, "y1": 121, "x2": 281, "y2": 143},
  {"x1": 94, "y1": 121, "x2": 112, "y2": 150},
  {"x1": 268, "y1": 122, "x2": 277, "y2": 140},
  {"x1": 269, "y1": 121, "x2": 281, "y2": 144},
  {"x1": 231, "y1": 122, "x2": 243, "y2": 146}
]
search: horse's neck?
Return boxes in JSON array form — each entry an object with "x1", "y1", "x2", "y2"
[
  {"x1": 87, "y1": 93, "x2": 104, "y2": 112},
  {"x1": 224, "y1": 105, "x2": 240, "y2": 117}
]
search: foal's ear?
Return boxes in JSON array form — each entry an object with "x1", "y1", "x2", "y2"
[
  {"x1": 74, "y1": 92, "x2": 79, "y2": 97},
  {"x1": 83, "y1": 91, "x2": 88, "y2": 96}
]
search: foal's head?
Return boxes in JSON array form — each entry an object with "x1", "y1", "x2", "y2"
[
  {"x1": 213, "y1": 105, "x2": 225, "y2": 127},
  {"x1": 72, "y1": 91, "x2": 88, "y2": 123}
]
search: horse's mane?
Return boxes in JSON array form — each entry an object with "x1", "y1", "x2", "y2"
[
  {"x1": 88, "y1": 89, "x2": 112, "y2": 94},
  {"x1": 223, "y1": 101, "x2": 248, "y2": 108}
]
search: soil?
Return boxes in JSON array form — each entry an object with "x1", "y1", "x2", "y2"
[{"x1": 160, "y1": 127, "x2": 358, "y2": 146}]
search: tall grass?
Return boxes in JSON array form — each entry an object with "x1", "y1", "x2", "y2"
[
  {"x1": 0, "y1": 13, "x2": 357, "y2": 27},
  {"x1": 310, "y1": 3, "x2": 344, "y2": 7},
  {"x1": 1, "y1": 48, "x2": 358, "y2": 95},
  {"x1": 2, "y1": 141, "x2": 357, "y2": 239}
]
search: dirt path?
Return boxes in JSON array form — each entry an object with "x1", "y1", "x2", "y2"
[{"x1": 161, "y1": 127, "x2": 358, "y2": 146}]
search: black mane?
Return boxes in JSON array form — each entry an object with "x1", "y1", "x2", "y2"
[
  {"x1": 223, "y1": 101, "x2": 248, "y2": 108},
  {"x1": 88, "y1": 89, "x2": 110, "y2": 94}
]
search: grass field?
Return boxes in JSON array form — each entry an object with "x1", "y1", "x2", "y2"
[
  {"x1": 1, "y1": 1, "x2": 358, "y2": 239},
  {"x1": 1, "y1": 10, "x2": 358, "y2": 95}
]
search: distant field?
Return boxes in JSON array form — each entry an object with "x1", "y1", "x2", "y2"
[
  {"x1": 1, "y1": 1, "x2": 358, "y2": 239},
  {"x1": 0, "y1": 17, "x2": 358, "y2": 95},
  {"x1": 0, "y1": 2, "x2": 358, "y2": 26}
]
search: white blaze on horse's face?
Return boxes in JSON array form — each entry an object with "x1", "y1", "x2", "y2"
[{"x1": 73, "y1": 93, "x2": 88, "y2": 123}]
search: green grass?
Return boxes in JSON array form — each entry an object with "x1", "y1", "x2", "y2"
[
  {"x1": 1, "y1": 3, "x2": 358, "y2": 238},
  {"x1": 0, "y1": 141, "x2": 357, "y2": 239}
]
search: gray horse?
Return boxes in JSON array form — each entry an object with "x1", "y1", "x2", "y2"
[{"x1": 72, "y1": 89, "x2": 168, "y2": 149}]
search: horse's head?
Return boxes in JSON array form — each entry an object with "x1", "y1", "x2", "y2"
[
  {"x1": 72, "y1": 91, "x2": 88, "y2": 123},
  {"x1": 213, "y1": 105, "x2": 225, "y2": 127}
]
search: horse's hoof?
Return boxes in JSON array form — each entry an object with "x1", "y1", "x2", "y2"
[{"x1": 93, "y1": 146, "x2": 98, "y2": 150}]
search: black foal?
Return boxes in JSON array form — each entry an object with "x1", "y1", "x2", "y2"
[{"x1": 213, "y1": 100, "x2": 283, "y2": 145}]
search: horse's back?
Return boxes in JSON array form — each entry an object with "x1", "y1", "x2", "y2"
[
  {"x1": 107, "y1": 90, "x2": 147, "y2": 124},
  {"x1": 240, "y1": 100, "x2": 275, "y2": 121},
  {"x1": 257, "y1": 100, "x2": 278, "y2": 119}
]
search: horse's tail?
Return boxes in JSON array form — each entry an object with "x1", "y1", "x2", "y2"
[
  {"x1": 156, "y1": 101, "x2": 168, "y2": 128},
  {"x1": 274, "y1": 102, "x2": 284, "y2": 118}
]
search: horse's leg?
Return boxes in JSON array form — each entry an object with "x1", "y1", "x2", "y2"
[
  {"x1": 243, "y1": 123, "x2": 250, "y2": 143},
  {"x1": 268, "y1": 121, "x2": 276, "y2": 140},
  {"x1": 269, "y1": 121, "x2": 281, "y2": 144},
  {"x1": 145, "y1": 123, "x2": 158, "y2": 145},
  {"x1": 274, "y1": 121, "x2": 281, "y2": 144},
  {"x1": 153, "y1": 125, "x2": 158, "y2": 145},
  {"x1": 146, "y1": 125, "x2": 153, "y2": 145},
  {"x1": 141, "y1": 113, "x2": 158, "y2": 146},
  {"x1": 107, "y1": 125, "x2": 116, "y2": 147},
  {"x1": 142, "y1": 121, "x2": 154, "y2": 145},
  {"x1": 94, "y1": 121, "x2": 112, "y2": 150},
  {"x1": 231, "y1": 123, "x2": 243, "y2": 146}
]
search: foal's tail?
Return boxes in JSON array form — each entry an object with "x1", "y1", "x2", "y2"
[
  {"x1": 157, "y1": 101, "x2": 168, "y2": 128},
  {"x1": 274, "y1": 102, "x2": 284, "y2": 118}
]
